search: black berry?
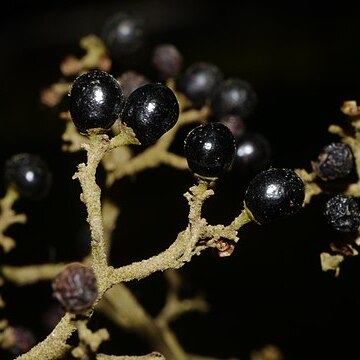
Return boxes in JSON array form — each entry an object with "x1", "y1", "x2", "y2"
[
  {"x1": 69, "y1": 69, "x2": 125, "y2": 134},
  {"x1": 244, "y1": 168, "x2": 305, "y2": 224},
  {"x1": 151, "y1": 43, "x2": 183, "y2": 80},
  {"x1": 323, "y1": 194, "x2": 360, "y2": 233},
  {"x1": 184, "y1": 122, "x2": 236, "y2": 179},
  {"x1": 233, "y1": 132, "x2": 272, "y2": 178},
  {"x1": 4, "y1": 153, "x2": 52, "y2": 201},
  {"x1": 121, "y1": 83, "x2": 179, "y2": 145},
  {"x1": 52, "y1": 262, "x2": 98, "y2": 314},
  {"x1": 101, "y1": 12, "x2": 144, "y2": 59},
  {"x1": 211, "y1": 78, "x2": 258, "y2": 120},
  {"x1": 176, "y1": 62, "x2": 223, "y2": 109},
  {"x1": 313, "y1": 142, "x2": 354, "y2": 181}
]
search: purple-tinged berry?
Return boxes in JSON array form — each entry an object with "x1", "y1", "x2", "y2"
[{"x1": 151, "y1": 43, "x2": 183, "y2": 80}]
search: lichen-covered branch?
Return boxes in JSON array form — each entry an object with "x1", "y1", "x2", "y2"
[
  {"x1": 16, "y1": 313, "x2": 74, "y2": 360},
  {"x1": 97, "y1": 352, "x2": 165, "y2": 360},
  {"x1": 0, "y1": 187, "x2": 26, "y2": 252},
  {"x1": 1, "y1": 263, "x2": 66, "y2": 285}
]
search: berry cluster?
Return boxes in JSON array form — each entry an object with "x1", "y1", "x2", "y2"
[{"x1": 0, "y1": 9, "x2": 313, "y2": 360}]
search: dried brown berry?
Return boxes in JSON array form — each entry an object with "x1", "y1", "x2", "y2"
[{"x1": 52, "y1": 262, "x2": 98, "y2": 314}]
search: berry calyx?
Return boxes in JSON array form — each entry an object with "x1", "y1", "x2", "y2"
[
  {"x1": 121, "y1": 82, "x2": 179, "y2": 145},
  {"x1": 244, "y1": 168, "x2": 305, "y2": 224},
  {"x1": 52, "y1": 262, "x2": 98, "y2": 315},
  {"x1": 69, "y1": 69, "x2": 125, "y2": 134},
  {"x1": 313, "y1": 142, "x2": 354, "y2": 181},
  {"x1": 184, "y1": 122, "x2": 236, "y2": 179},
  {"x1": 323, "y1": 194, "x2": 360, "y2": 233},
  {"x1": 4, "y1": 153, "x2": 52, "y2": 201},
  {"x1": 210, "y1": 78, "x2": 258, "y2": 120},
  {"x1": 176, "y1": 62, "x2": 223, "y2": 109}
]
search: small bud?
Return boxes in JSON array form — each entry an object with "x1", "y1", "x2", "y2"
[{"x1": 217, "y1": 239, "x2": 235, "y2": 257}]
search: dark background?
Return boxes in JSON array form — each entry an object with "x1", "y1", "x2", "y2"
[{"x1": 1, "y1": 1, "x2": 360, "y2": 359}]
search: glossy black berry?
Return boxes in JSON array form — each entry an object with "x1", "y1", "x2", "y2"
[
  {"x1": 121, "y1": 83, "x2": 179, "y2": 145},
  {"x1": 233, "y1": 132, "x2": 272, "y2": 178},
  {"x1": 52, "y1": 262, "x2": 98, "y2": 314},
  {"x1": 244, "y1": 168, "x2": 305, "y2": 224},
  {"x1": 4, "y1": 153, "x2": 52, "y2": 201},
  {"x1": 151, "y1": 43, "x2": 183, "y2": 80},
  {"x1": 101, "y1": 12, "x2": 144, "y2": 59},
  {"x1": 323, "y1": 194, "x2": 360, "y2": 233},
  {"x1": 211, "y1": 78, "x2": 258, "y2": 119},
  {"x1": 313, "y1": 142, "x2": 354, "y2": 181},
  {"x1": 184, "y1": 122, "x2": 236, "y2": 179},
  {"x1": 69, "y1": 69, "x2": 125, "y2": 134},
  {"x1": 176, "y1": 62, "x2": 223, "y2": 109}
]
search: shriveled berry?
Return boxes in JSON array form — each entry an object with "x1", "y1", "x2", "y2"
[
  {"x1": 323, "y1": 194, "x2": 360, "y2": 233},
  {"x1": 211, "y1": 78, "x2": 258, "y2": 119},
  {"x1": 52, "y1": 262, "x2": 98, "y2": 314},
  {"x1": 151, "y1": 43, "x2": 183, "y2": 80},
  {"x1": 69, "y1": 69, "x2": 125, "y2": 134},
  {"x1": 4, "y1": 153, "x2": 52, "y2": 201},
  {"x1": 244, "y1": 168, "x2": 305, "y2": 224},
  {"x1": 184, "y1": 122, "x2": 236, "y2": 179},
  {"x1": 176, "y1": 62, "x2": 223, "y2": 109},
  {"x1": 121, "y1": 83, "x2": 179, "y2": 145},
  {"x1": 117, "y1": 70, "x2": 149, "y2": 98},
  {"x1": 101, "y1": 12, "x2": 144, "y2": 59},
  {"x1": 313, "y1": 142, "x2": 354, "y2": 181},
  {"x1": 233, "y1": 132, "x2": 272, "y2": 177}
]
